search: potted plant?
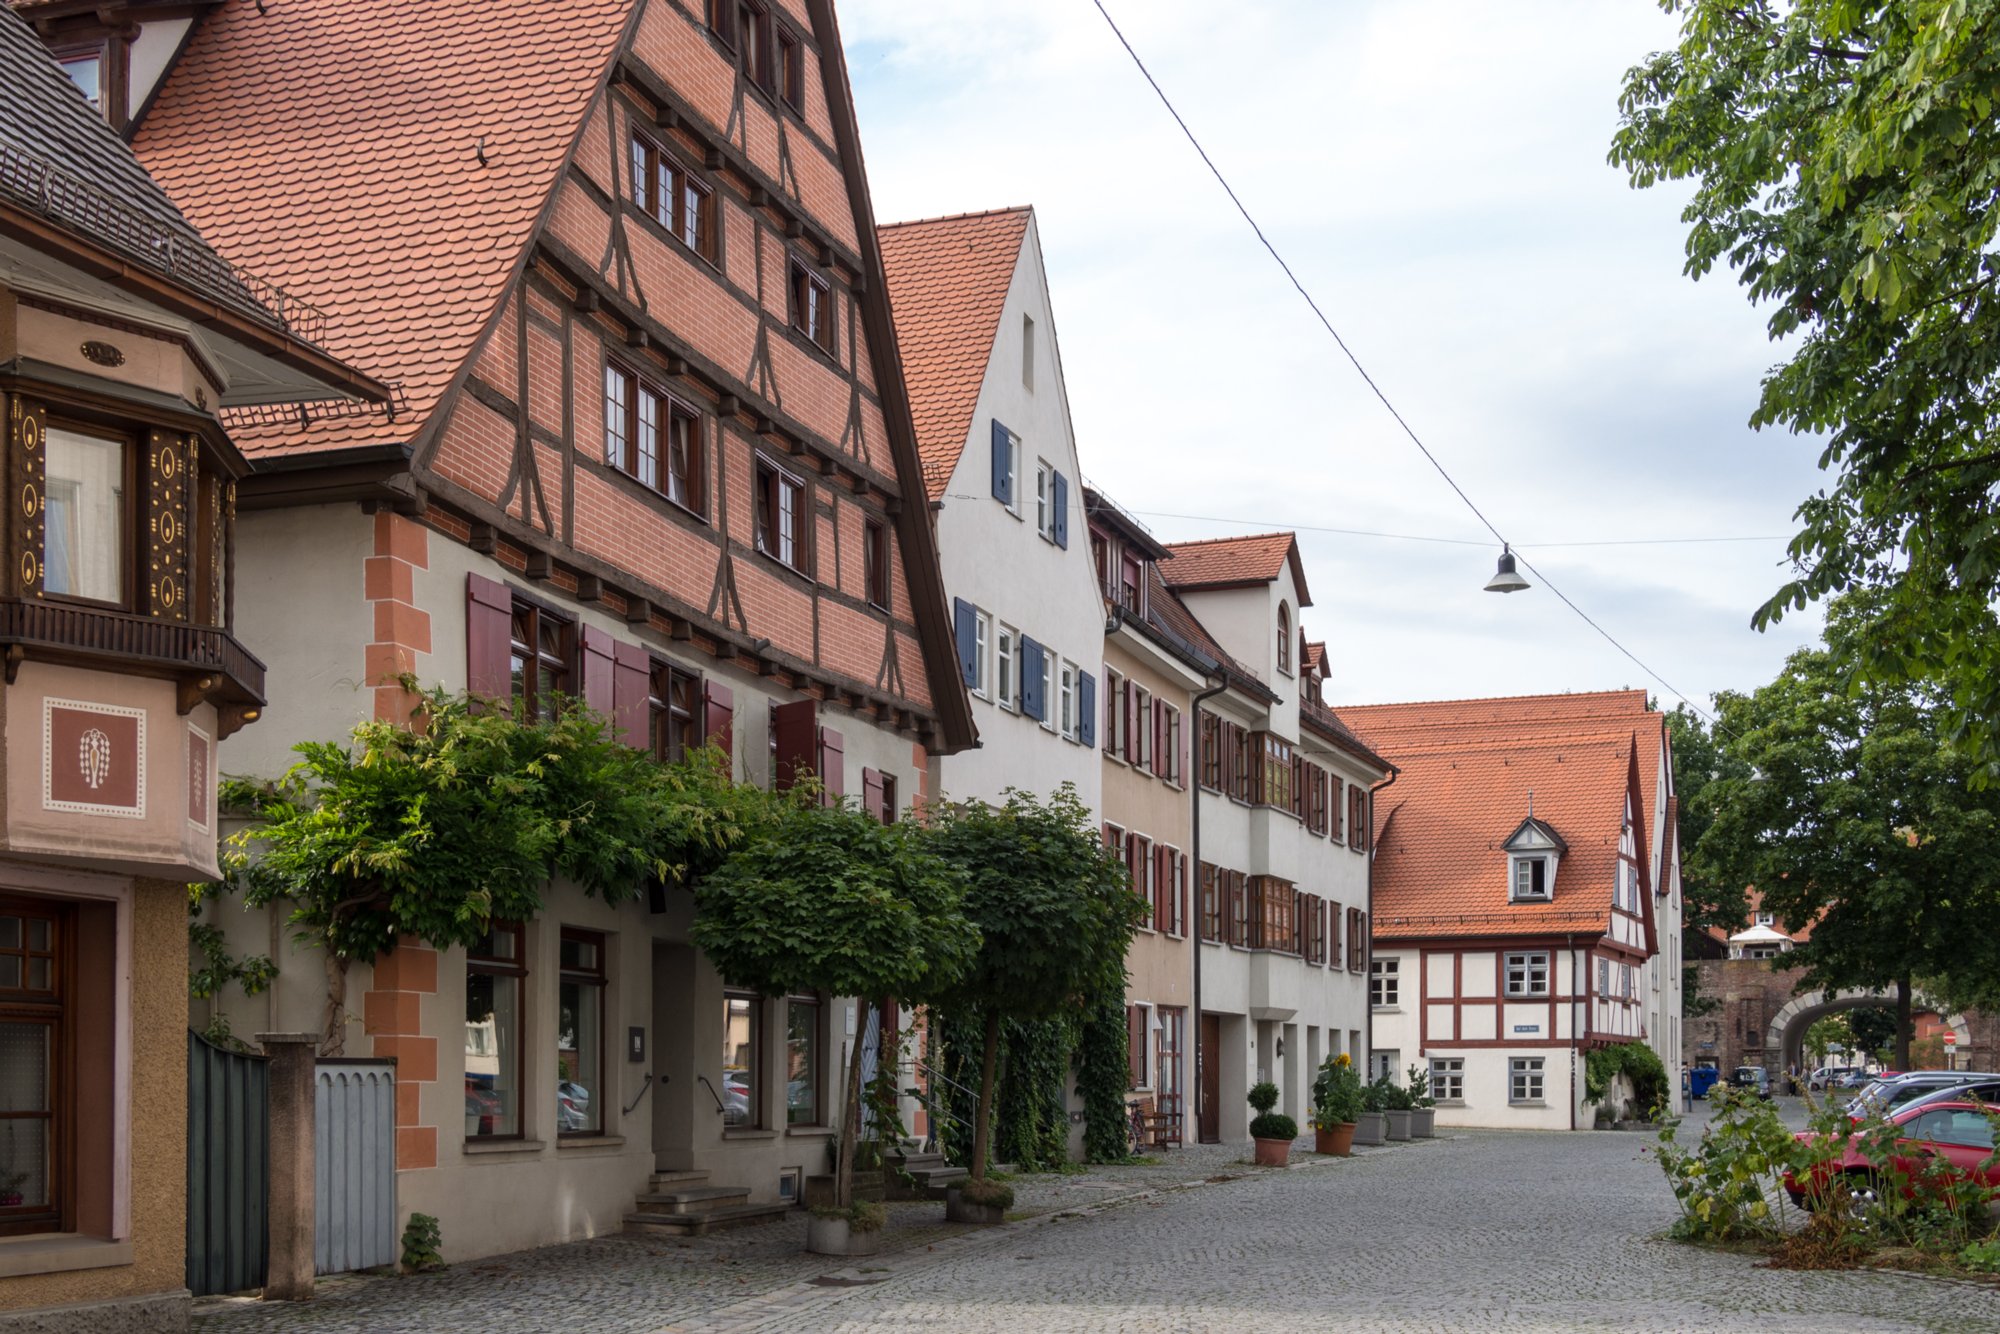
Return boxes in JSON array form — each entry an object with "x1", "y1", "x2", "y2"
[
  {"x1": 1406, "y1": 1064, "x2": 1436, "y2": 1138},
  {"x1": 1380, "y1": 1074, "x2": 1414, "y2": 1140},
  {"x1": 1353, "y1": 1073, "x2": 1387, "y2": 1146},
  {"x1": 1247, "y1": 1081, "x2": 1297, "y2": 1166},
  {"x1": 1308, "y1": 1053, "x2": 1362, "y2": 1156},
  {"x1": 807, "y1": 1200, "x2": 887, "y2": 1256},
  {"x1": 944, "y1": 1176, "x2": 1013, "y2": 1225}
]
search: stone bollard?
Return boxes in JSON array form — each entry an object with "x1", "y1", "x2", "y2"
[{"x1": 256, "y1": 1033, "x2": 318, "y2": 1301}]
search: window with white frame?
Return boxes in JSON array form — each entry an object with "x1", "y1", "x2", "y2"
[
  {"x1": 1504, "y1": 951, "x2": 1550, "y2": 997},
  {"x1": 1754, "y1": 911, "x2": 1775, "y2": 927},
  {"x1": 1162, "y1": 704, "x2": 1182, "y2": 784},
  {"x1": 1512, "y1": 855, "x2": 1551, "y2": 901},
  {"x1": 972, "y1": 610, "x2": 991, "y2": 699},
  {"x1": 996, "y1": 626, "x2": 1017, "y2": 712},
  {"x1": 1000, "y1": 429, "x2": 1022, "y2": 515},
  {"x1": 1430, "y1": 1057, "x2": 1464, "y2": 1103},
  {"x1": 1105, "y1": 671, "x2": 1125, "y2": 757},
  {"x1": 1039, "y1": 653, "x2": 1055, "y2": 732},
  {"x1": 1134, "y1": 835, "x2": 1155, "y2": 923},
  {"x1": 1509, "y1": 1057, "x2": 1545, "y2": 1103},
  {"x1": 1035, "y1": 460, "x2": 1055, "y2": 540},
  {"x1": 1135, "y1": 686, "x2": 1153, "y2": 769},
  {"x1": 1369, "y1": 957, "x2": 1399, "y2": 1008},
  {"x1": 1059, "y1": 661, "x2": 1077, "y2": 740},
  {"x1": 1597, "y1": 956, "x2": 1610, "y2": 997}
]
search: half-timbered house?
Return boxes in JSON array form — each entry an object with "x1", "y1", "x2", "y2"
[
  {"x1": 0, "y1": 6, "x2": 380, "y2": 1322},
  {"x1": 1343, "y1": 691, "x2": 1681, "y2": 1129},
  {"x1": 65, "y1": 0, "x2": 974, "y2": 1263}
]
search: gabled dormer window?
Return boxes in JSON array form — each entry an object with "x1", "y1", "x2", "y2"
[{"x1": 1503, "y1": 814, "x2": 1566, "y2": 903}]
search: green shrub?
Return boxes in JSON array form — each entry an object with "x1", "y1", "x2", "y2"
[
  {"x1": 400, "y1": 1212, "x2": 443, "y2": 1273},
  {"x1": 1247, "y1": 1081, "x2": 1278, "y2": 1115},
  {"x1": 1961, "y1": 1238, "x2": 2000, "y2": 1273},
  {"x1": 958, "y1": 1177, "x2": 1014, "y2": 1209},
  {"x1": 1249, "y1": 1112, "x2": 1298, "y2": 1142},
  {"x1": 1309, "y1": 1053, "x2": 1363, "y2": 1128}
]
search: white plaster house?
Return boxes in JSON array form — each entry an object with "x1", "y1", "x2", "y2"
[{"x1": 878, "y1": 207, "x2": 1105, "y2": 814}]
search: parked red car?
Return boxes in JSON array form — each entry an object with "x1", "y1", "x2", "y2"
[{"x1": 1784, "y1": 1098, "x2": 2000, "y2": 1211}]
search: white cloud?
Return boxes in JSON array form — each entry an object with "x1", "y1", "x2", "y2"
[{"x1": 846, "y1": 0, "x2": 1829, "y2": 711}]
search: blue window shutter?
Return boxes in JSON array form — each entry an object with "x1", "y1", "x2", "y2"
[
  {"x1": 990, "y1": 420, "x2": 1013, "y2": 505},
  {"x1": 954, "y1": 598, "x2": 977, "y2": 686},
  {"x1": 1021, "y1": 636, "x2": 1046, "y2": 721},
  {"x1": 1078, "y1": 670, "x2": 1096, "y2": 747},
  {"x1": 1053, "y1": 471, "x2": 1069, "y2": 548}
]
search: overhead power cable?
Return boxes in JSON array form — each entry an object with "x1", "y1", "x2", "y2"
[{"x1": 1087, "y1": 0, "x2": 1722, "y2": 726}]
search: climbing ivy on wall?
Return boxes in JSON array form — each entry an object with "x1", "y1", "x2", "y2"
[
  {"x1": 1076, "y1": 984, "x2": 1133, "y2": 1163},
  {"x1": 993, "y1": 1014, "x2": 1075, "y2": 1172}
]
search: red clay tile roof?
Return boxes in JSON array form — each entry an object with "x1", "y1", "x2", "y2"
[
  {"x1": 877, "y1": 207, "x2": 1032, "y2": 501},
  {"x1": 129, "y1": 0, "x2": 632, "y2": 457},
  {"x1": 1370, "y1": 730, "x2": 1639, "y2": 940},
  {"x1": 1162, "y1": 533, "x2": 1312, "y2": 607},
  {"x1": 1304, "y1": 641, "x2": 1326, "y2": 676}
]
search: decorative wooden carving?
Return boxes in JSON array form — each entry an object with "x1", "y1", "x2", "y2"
[
  {"x1": 146, "y1": 430, "x2": 190, "y2": 620},
  {"x1": 8, "y1": 393, "x2": 46, "y2": 599}
]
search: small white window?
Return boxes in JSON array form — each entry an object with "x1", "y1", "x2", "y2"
[
  {"x1": 1430, "y1": 1057, "x2": 1464, "y2": 1102},
  {"x1": 1370, "y1": 957, "x2": 1399, "y2": 1009},
  {"x1": 972, "y1": 610, "x2": 991, "y2": 699},
  {"x1": 1021, "y1": 313, "x2": 1036, "y2": 390},
  {"x1": 1039, "y1": 653, "x2": 1055, "y2": 732},
  {"x1": 1035, "y1": 460, "x2": 1054, "y2": 540},
  {"x1": 1512, "y1": 856, "x2": 1550, "y2": 901},
  {"x1": 996, "y1": 626, "x2": 1017, "y2": 712},
  {"x1": 1504, "y1": 951, "x2": 1549, "y2": 997},
  {"x1": 1755, "y1": 912, "x2": 1775, "y2": 927},
  {"x1": 1510, "y1": 1057, "x2": 1544, "y2": 1103},
  {"x1": 1059, "y1": 661, "x2": 1077, "y2": 740}
]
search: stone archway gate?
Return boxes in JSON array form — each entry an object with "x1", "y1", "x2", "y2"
[{"x1": 1764, "y1": 989, "x2": 1971, "y2": 1072}]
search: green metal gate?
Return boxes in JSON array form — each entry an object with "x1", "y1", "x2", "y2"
[{"x1": 186, "y1": 1029, "x2": 269, "y2": 1296}]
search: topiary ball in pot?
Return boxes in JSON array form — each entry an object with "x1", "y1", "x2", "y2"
[
  {"x1": 1249, "y1": 1112, "x2": 1298, "y2": 1142},
  {"x1": 1247, "y1": 1081, "x2": 1280, "y2": 1116}
]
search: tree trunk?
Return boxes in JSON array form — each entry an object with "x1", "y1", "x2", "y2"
[
  {"x1": 321, "y1": 952, "x2": 350, "y2": 1057},
  {"x1": 971, "y1": 1008, "x2": 1000, "y2": 1182},
  {"x1": 1894, "y1": 976, "x2": 1913, "y2": 1071},
  {"x1": 835, "y1": 999, "x2": 870, "y2": 1210}
]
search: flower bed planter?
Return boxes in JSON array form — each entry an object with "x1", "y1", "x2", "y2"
[
  {"x1": 945, "y1": 1186, "x2": 1007, "y2": 1225},
  {"x1": 1384, "y1": 1109, "x2": 1413, "y2": 1141},
  {"x1": 1252, "y1": 1136, "x2": 1292, "y2": 1167},
  {"x1": 1313, "y1": 1123, "x2": 1357, "y2": 1156},
  {"x1": 1353, "y1": 1111, "x2": 1385, "y2": 1146},
  {"x1": 1410, "y1": 1107, "x2": 1436, "y2": 1138},
  {"x1": 806, "y1": 1215, "x2": 882, "y2": 1256}
]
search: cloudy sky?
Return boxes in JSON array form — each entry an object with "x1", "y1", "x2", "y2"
[{"x1": 839, "y1": 0, "x2": 1831, "y2": 715}]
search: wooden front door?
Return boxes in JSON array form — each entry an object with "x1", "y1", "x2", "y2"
[{"x1": 1197, "y1": 1013, "x2": 1221, "y2": 1143}]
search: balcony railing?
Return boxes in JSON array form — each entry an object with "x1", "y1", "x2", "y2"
[{"x1": 0, "y1": 599, "x2": 265, "y2": 703}]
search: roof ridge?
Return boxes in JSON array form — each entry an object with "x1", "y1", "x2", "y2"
[
  {"x1": 878, "y1": 204, "x2": 1033, "y2": 230},
  {"x1": 1382, "y1": 733, "x2": 1633, "y2": 759},
  {"x1": 1165, "y1": 531, "x2": 1296, "y2": 550},
  {"x1": 1339, "y1": 689, "x2": 1653, "y2": 713}
]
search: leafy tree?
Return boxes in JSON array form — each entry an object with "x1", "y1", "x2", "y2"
[
  {"x1": 927, "y1": 787, "x2": 1146, "y2": 1181},
  {"x1": 1847, "y1": 1005, "x2": 1899, "y2": 1063},
  {"x1": 1692, "y1": 596, "x2": 2000, "y2": 1067},
  {"x1": 1804, "y1": 1014, "x2": 1852, "y2": 1067},
  {"x1": 692, "y1": 794, "x2": 976, "y2": 1209},
  {"x1": 220, "y1": 685, "x2": 765, "y2": 1052},
  {"x1": 1612, "y1": 2, "x2": 2000, "y2": 773},
  {"x1": 1665, "y1": 704, "x2": 1753, "y2": 936}
]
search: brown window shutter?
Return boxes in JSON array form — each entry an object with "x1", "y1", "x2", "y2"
[
  {"x1": 862, "y1": 767, "x2": 884, "y2": 821},
  {"x1": 816, "y1": 726, "x2": 844, "y2": 802},
  {"x1": 1178, "y1": 713, "x2": 1189, "y2": 785},
  {"x1": 773, "y1": 699, "x2": 818, "y2": 791},
  {"x1": 1151, "y1": 705, "x2": 1165, "y2": 777},
  {"x1": 1102, "y1": 821, "x2": 1117, "y2": 850},
  {"x1": 1356, "y1": 910, "x2": 1369, "y2": 972},
  {"x1": 1154, "y1": 845, "x2": 1170, "y2": 932},
  {"x1": 611, "y1": 643, "x2": 652, "y2": 749},
  {"x1": 1124, "y1": 833, "x2": 1140, "y2": 903},
  {"x1": 1104, "y1": 670, "x2": 1118, "y2": 749},
  {"x1": 1176, "y1": 853, "x2": 1188, "y2": 937},
  {"x1": 702, "y1": 679, "x2": 735, "y2": 762},
  {"x1": 1122, "y1": 684, "x2": 1136, "y2": 764},
  {"x1": 466, "y1": 573, "x2": 514, "y2": 707},
  {"x1": 1127, "y1": 1005, "x2": 1143, "y2": 1088},
  {"x1": 580, "y1": 625, "x2": 616, "y2": 718}
]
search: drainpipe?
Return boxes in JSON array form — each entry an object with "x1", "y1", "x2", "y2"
[
  {"x1": 1188, "y1": 675, "x2": 1227, "y2": 1143},
  {"x1": 1365, "y1": 767, "x2": 1397, "y2": 1074},
  {"x1": 1567, "y1": 932, "x2": 1579, "y2": 1132}
]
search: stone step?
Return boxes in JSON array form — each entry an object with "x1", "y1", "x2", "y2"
[
  {"x1": 888, "y1": 1151, "x2": 946, "y2": 1170},
  {"x1": 648, "y1": 1169, "x2": 711, "y2": 1190},
  {"x1": 633, "y1": 1185, "x2": 751, "y2": 1215},
  {"x1": 623, "y1": 1201, "x2": 791, "y2": 1237}
]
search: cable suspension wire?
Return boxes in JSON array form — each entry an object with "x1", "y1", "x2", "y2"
[{"x1": 1087, "y1": 0, "x2": 1723, "y2": 726}]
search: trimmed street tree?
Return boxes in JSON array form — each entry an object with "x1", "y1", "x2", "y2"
[
  {"x1": 1693, "y1": 596, "x2": 2000, "y2": 1067},
  {"x1": 927, "y1": 786, "x2": 1146, "y2": 1182},
  {"x1": 1612, "y1": 1, "x2": 2000, "y2": 775},
  {"x1": 216, "y1": 685, "x2": 765, "y2": 1052},
  {"x1": 691, "y1": 793, "x2": 977, "y2": 1210}
]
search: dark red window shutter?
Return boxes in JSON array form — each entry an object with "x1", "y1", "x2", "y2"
[
  {"x1": 611, "y1": 643, "x2": 652, "y2": 748},
  {"x1": 1122, "y1": 684, "x2": 1136, "y2": 764},
  {"x1": 1152, "y1": 705, "x2": 1167, "y2": 778},
  {"x1": 1153, "y1": 845, "x2": 1170, "y2": 932},
  {"x1": 1178, "y1": 712, "x2": 1189, "y2": 785},
  {"x1": 1102, "y1": 821, "x2": 1117, "y2": 850},
  {"x1": 1178, "y1": 854, "x2": 1188, "y2": 936},
  {"x1": 773, "y1": 699, "x2": 818, "y2": 791},
  {"x1": 466, "y1": 573, "x2": 513, "y2": 706},
  {"x1": 702, "y1": 679, "x2": 735, "y2": 763},
  {"x1": 1127, "y1": 1005, "x2": 1143, "y2": 1088},
  {"x1": 580, "y1": 625, "x2": 616, "y2": 718},
  {"x1": 816, "y1": 726, "x2": 844, "y2": 802},
  {"x1": 863, "y1": 768, "x2": 884, "y2": 821}
]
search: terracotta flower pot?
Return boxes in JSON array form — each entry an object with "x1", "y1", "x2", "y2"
[
  {"x1": 1313, "y1": 1123, "x2": 1357, "y2": 1156},
  {"x1": 1252, "y1": 1136, "x2": 1292, "y2": 1167}
]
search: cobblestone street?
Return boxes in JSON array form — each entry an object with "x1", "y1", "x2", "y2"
[{"x1": 197, "y1": 1122, "x2": 2000, "y2": 1333}]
